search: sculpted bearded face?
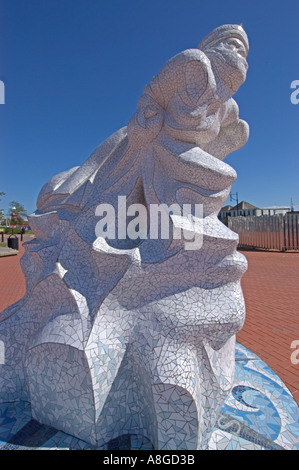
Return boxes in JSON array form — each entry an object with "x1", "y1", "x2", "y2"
[{"x1": 198, "y1": 24, "x2": 249, "y2": 94}]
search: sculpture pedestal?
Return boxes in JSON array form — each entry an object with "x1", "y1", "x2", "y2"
[{"x1": 0, "y1": 343, "x2": 298, "y2": 451}]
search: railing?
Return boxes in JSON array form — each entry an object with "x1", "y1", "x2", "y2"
[{"x1": 228, "y1": 213, "x2": 299, "y2": 251}]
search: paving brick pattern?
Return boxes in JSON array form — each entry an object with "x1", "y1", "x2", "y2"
[
  {"x1": 0, "y1": 237, "x2": 26, "y2": 312},
  {"x1": 0, "y1": 238, "x2": 298, "y2": 405},
  {"x1": 237, "y1": 250, "x2": 299, "y2": 405}
]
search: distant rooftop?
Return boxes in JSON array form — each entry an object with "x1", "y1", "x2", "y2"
[
  {"x1": 221, "y1": 201, "x2": 295, "y2": 213},
  {"x1": 230, "y1": 201, "x2": 259, "y2": 211},
  {"x1": 261, "y1": 206, "x2": 290, "y2": 210}
]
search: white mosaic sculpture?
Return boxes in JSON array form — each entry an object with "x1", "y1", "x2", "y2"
[{"x1": 0, "y1": 24, "x2": 249, "y2": 450}]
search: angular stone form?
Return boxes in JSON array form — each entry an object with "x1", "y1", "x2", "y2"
[{"x1": 0, "y1": 25, "x2": 249, "y2": 449}]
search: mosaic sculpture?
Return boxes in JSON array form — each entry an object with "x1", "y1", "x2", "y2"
[{"x1": 0, "y1": 24, "x2": 249, "y2": 450}]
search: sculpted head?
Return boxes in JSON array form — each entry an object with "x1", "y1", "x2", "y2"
[
  {"x1": 198, "y1": 24, "x2": 249, "y2": 93},
  {"x1": 127, "y1": 24, "x2": 249, "y2": 150}
]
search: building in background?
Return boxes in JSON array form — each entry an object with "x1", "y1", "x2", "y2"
[{"x1": 219, "y1": 201, "x2": 290, "y2": 220}]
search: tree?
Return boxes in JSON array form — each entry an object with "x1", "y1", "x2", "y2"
[
  {"x1": 0, "y1": 192, "x2": 5, "y2": 225},
  {"x1": 8, "y1": 200, "x2": 28, "y2": 225}
]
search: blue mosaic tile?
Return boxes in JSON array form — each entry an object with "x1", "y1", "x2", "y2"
[{"x1": 0, "y1": 343, "x2": 298, "y2": 451}]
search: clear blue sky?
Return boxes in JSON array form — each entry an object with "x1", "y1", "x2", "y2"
[{"x1": 0, "y1": 0, "x2": 298, "y2": 216}]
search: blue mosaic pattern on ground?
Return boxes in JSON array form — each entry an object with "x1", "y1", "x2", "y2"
[{"x1": 0, "y1": 343, "x2": 298, "y2": 450}]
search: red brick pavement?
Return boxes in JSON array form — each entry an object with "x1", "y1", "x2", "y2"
[
  {"x1": 237, "y1": 249, "x2": 299, "y2": 405},
  {"x1": 0, "y1": 239, "x2": 26, "y2": 311},
  {"x1": 0, "y1": 240, "x2": 298, "y2": 405}
]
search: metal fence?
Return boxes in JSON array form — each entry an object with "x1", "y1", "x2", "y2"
[{"x1": 228, "y1": 213, "x2": 299, "y2": 251}]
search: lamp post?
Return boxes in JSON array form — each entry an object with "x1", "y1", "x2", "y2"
[
  {"x1": 11, "y1": 206, "x2": 18, "y2": 235},
  {"x1": 230, "y1": 192, "x2": 239, "y2": 215},
  {"x1": 0, "y1": 211, "x2": 3, "y2": 242}
]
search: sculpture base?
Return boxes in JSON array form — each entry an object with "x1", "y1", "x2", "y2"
[{"x1": 0, "y1": 343, "x2": 298, "y2": 451}]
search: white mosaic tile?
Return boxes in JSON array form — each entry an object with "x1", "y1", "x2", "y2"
[{"x1": 0, "y1": 24, "x2": 251, "y2": 449}]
